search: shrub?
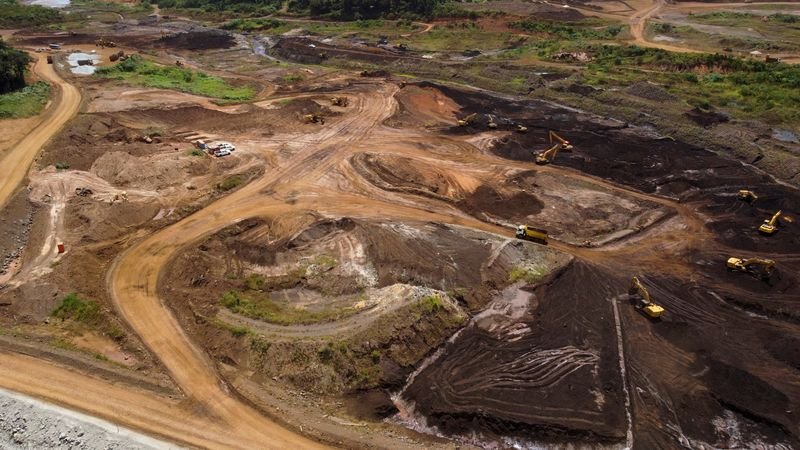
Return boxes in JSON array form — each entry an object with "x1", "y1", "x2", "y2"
[{"x1": 52, "y1": 293, "x2": 101, "y2": 324}]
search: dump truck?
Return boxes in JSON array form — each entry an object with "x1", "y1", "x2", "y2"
[
  {"x1": 629, "y1": 277, "x2": 665, "y2": 319},
  {"x1": 515, "y1": 225, "x2": 548, "y2": 245}
]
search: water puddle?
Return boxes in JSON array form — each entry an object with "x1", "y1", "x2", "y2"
[
  {"x1": 24, "y1": 0, "x2": 69, "y2": 7},
  {"x1": 67, "y1": 52, "x2": 101, "y2": 75}
]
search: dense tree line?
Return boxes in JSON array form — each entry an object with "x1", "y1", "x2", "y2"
[
  {"x1": 0, "y1": 0, "x2": 61, "y2": 28},
  {"x1": 0, "y1": 40, "x2": 32, "y2": 95},
  {"x1": 290, "y1": 0, "x2": 442, "y2": 19}
]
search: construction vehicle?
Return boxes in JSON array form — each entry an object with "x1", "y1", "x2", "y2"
[
  {"x1": 629, "y1": 277, "x2": 665, "y2": 319},
  {"x1": 303, "y1": 114, "x2": 325, "y2": 125},
  {"x1": 515, "y1": 225, "x2": 548, "y2": 245},
  {"x1": 535, "y1": 130, "x2": 574, "y2": 164},
  {"x1": 726, "y1": 257, "x2": 776, "y2": 280},
  {"x1": 515, "y1": 124, "x2": 528, "y2": 133},
  {"x1": 331, "y1": 96, "x2": 349, "y2": 107},
  {"x1": 759, "y1": 210, "x2": 782, "y2": 235},
  {"x1": 457, "y1": 113, "x2": 477, "y2": 127},
  {"x1": 548, "y1": 130, "x2": 573, "y2": 151},
  {"x1": 95, "y1": 38, "x2": 116, "y2": 48},
  {"x1": 487, "y1": 115, "x2": 498, "y2": 129},
  {"x1": 738, "y1": 190, "x2": 758, "y2": 203}
]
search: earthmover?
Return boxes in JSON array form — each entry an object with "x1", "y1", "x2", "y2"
[
  {"x1": 487, "y1": 115, "x2": 498, "y2": 129},
  {"x1": 738, "y1": 190, "x2": 758, "y2": 203},
  {"x1": 759, "y1": 210, "x2": 782, "y2": 235},
  {"x1": 629, "y1": 277, "x2": 665, "y2": 319},
  {"x1": 331, "y1": 96, "x2": 349, "y2": 107},
  {"x1": 515, "y1": 225, "x2": 548, "y2": 245},
  {"x1": 95, "y1": 38, "x2": 116, "y2": 48},
  {"x1": 726, "y1": 257, "x2": 776, "y2": 280},
  {"x1": 535, "y1": 130, "x2": 574, "y2": 165},
  {"x1": 303, "y1": 114, "x2": 325, "y2": 125},
  {"x1": 457, "y1": 113, "x2": 477, "y2": 127},
  {"x1": 515, "y1": 124, "x2": 528, "y2": 133}
]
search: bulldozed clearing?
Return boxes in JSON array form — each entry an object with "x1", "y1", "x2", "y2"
[{"x1": 0, "y1": 7, "x2": 799, "y2": 449}]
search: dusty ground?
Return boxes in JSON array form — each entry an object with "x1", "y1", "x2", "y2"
[{"x1": 0, "y1": 4, "x2": 798, "y2": 449}]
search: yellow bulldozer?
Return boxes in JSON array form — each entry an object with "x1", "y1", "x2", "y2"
[
  {"x1": 331, "y1": 96, "x2": 349, "y2": 107},
  {"x1": 629, "y1": 277, "x2": 665, "y2": 319},
  {"x1": 303, "y1": 114, "x2": 325, "y2": 125},
  {"x1": 759, "y1": 210, "x2": 781, "y2": 235},
  {"x1": 726, "y1": 257, "x2": 776, "y2": 280},
  {"x1": 738, "y1": 190, "x2": 758, "y2": 204}
]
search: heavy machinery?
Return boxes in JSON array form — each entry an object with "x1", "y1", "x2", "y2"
[
  {"x1": 95, "y1": 38, "x2": 116, "y2": 48},
  {"x1": 487, "y1": 115, "x2": 498, "y2": 129},
  {"x1": 759, "y1": 210, "x2": 782, "y2": 235},
  {"x1": 303, "y1": 114, "x2": 325, "y2": 125},
  {"x1": 535, "y1": 130, "x2": 574, "y2": 164},
  {"x1": 331, "y1": 96, "x2": 349, "y2": 107},
  {"x1": 515, "y1": 124, "x2": 528, "y2": 133},
  {"x1": 548, "y1": 130, "x2": 573, "y2": 151},
  {"x1": 515, "y1": 225, "x2": 548, "y2": 245},
  {"x1": 457, "y1": 113, "x2": 477, "y2": 127},
  {"x1": 726, "y1": 257, "x2": 776, "y2": 280},
  {"x1": 738, "y1": 190, "x2": 758, "y2": 203},
  {"x1": 629, "y1": 277, "x2": 665, "y2": 319}
]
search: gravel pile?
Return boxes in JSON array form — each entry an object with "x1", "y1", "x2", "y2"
[{"x1": 0, "y1": 388, "x2": 173, "y2": 450}]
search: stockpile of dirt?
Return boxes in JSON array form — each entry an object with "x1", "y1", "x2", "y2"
[
  {"x1": 625, "y1": 81, "x2": 678, "y2": 102},
  {"x1": 350, "y1": 153, "x2": 464, "y2": 202},
  {"x1": 389, "y1": 85, "x2": 460, "y2": 128},
  {"x1": 401, "y1": 261, "x2": 626, "y2": 445},
  {"x1": 91, "y1": 151, "x2": 206, "y2": 190},
  {"x1": 457, "y1": 185, "x2": 544, "y2": 222}
]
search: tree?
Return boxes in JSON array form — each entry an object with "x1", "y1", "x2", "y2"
[{"x1": 0, "y1": 39, "x2": 32, "y2": 94}]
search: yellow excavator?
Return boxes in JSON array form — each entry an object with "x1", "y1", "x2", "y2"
[
  {"x1": 758, "y1": 210, "x2": 781, "y2": 235},
  {"x1": 457, "y1": 113, "x2": 477, "y2": 127},
  {"x1": 331, "y1": 96, "x2": 349, "y2": 107},
  {"x1": 738, "y1": 190, "x2": 758, "y2": 203},
  {"x1": 303, "y1": 114, "x2": 325, "y2": 125},
  {"x1": 515, "y1": 124, "x2": 528, "y2": 133},
  {"x1": 487, "y1": 115, "x2": 498, "y2": 129},
  {"x1": 726, "y1": 257, "x2": 776, "y2": 280},
  {"x1": 629, "y1": 277, "x2": 665, "y2": 319},
  {"x1": 535, "y1": 130, "x2": 574, "y2": 165}
]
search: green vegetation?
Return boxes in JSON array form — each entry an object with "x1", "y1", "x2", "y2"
[
  {"x1": 220, "y1": 290, "x2": 355, "y2": 325},
  {"x1": 416, "y1": 294, "x2": 444, "y2": 313},
  {"x1": 0, "y1": 40, "x2": 32, "y2": 95},
  {"x1": 511, "y1": 20, "x2": 623, "y2": 40},
  {"x1": 155, "y1": 0, "x2": 281, "y2": 16},
  {"x1": 52, "y1": 293, "x2": 101, "y2": 324},
  {"x1": 0, "y1": 81, "x2": 50, "y2": 118},
  {"x1": 55, "y1": 162, "x2": 70, "y2": 170},
  {"x1": 244, "y1": 273, "x2": 265, "y2": 290},
  {"x1": 691, "y1": 11, "x2": 799, "y2": 26},
  {"x1": 188, "y1": 148, "x2": 205, "y2": 157},
  {"x1": 291, "y1": 0, "x2": 443, "y2": 20},
  {"x1": 217, "y1": 175, "x2": 244, "y2": 191},
  {"x1": 0, "y1": 0, "x2": 61, "y2": 28},
  {"x1": 95, "y1": 55, "x2": 254, "y2": 101},
  {"x1": 222, "y1": 17, "x2": 282, "y2": 31},
  {"x1": 401, "y1": 24, "x2": 513, "y2": 52},
  {"x1": 578, "y1": 45, "x2": 800, "y2": 124},
  {"x1": 509, "y1": 266, "x2": 546, "y2": 284}
]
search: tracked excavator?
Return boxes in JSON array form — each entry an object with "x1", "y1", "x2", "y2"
[
  {"x1": 331, "y1": 96, "x2": 349, "y2": 107},
  {"x1": 457, "y1": 113, "x2": 477, "y2": 127},
  {"x1": 738, "y1": 190, "x2": 758, "y2": 203},
  {"x1": 535, "y1": 130, "x2": 574, "y2": 165},
  {"x1": 629, "y1": 277, "x2": 665, "y2": 319},
  {"x1": 515, "y1": 124, "x2": 528, "y2": 133},
  {"x1": 487, "y1": 115, "x2": 498, "y2": 129},
  {"x1": 759, "y1": 210, "x2": 781, "y2": 235},
  {"x1": 726, "y1": 257, "x2": 776, "y2": 280},
  {"x1": 303, "y1": 114, "x2": 325, "y2": 125}
]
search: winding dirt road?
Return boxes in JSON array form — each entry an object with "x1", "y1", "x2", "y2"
[{"x1": 0, "y1": 54, "x2": 81, "y2": 209}]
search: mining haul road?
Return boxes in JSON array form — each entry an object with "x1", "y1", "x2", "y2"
[{"x1": 0, "y1": 54, "x2": 81, "y2": 209}]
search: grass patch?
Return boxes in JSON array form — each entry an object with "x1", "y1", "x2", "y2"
[
  {"x1": 95, "y1": 55, "x2": 254, "y2": 101},
  {"x1": 399, "y1": 24, "x2": 512, "y2": 52},
  {"x1": 217, "y1": 175, "x2": 243, "y2": 191},
  {"x1": 187, "y1": 148, "x2": 205, "y2": 157},
  {"x1": 222, "y1": 17, "x2": 283, "y2": 31},
  {"x1": 511, "y1": 20, "x2": 623, "y2": 40},
  {"x1": 416, "y1": 294, "x2": 444, "y2": 314},
  {"x1": 0, "y1": 82, "x2": 50, "y2": 119},
  {"x1": 220, "y1": 290, "x2": 355, "y2": 325},
  {"x1": 509, "y1": 266, "x2": 546, "y2": 284},
  {"x1": 0, "y1": 0, "x2": 61, "y2": 28},
  {"x1": 52, "y1": 293, "x2": 101, "y2": 324}
]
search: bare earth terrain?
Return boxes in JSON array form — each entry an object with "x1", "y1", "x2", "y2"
[{"x1": 0, "y1": 0, "x2": 799, "y2": 448}]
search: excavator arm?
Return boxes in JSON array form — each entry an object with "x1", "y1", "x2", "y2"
[
  {"x1": 629, "y1": 277, "x2": 664, "y2": 319},
  {"x1": 759, "y1": 210, "x2": 782, "y2": 235},
  {"x1": 548, "y1": 130, "x2": 574, "y2": 151},
  {"x1": 535, "y1": 143, "x2": 560, "y2": 165}
]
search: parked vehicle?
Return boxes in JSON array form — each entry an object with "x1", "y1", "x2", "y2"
[{"x1": 213, "y1": 148, "x2": 231, "y2": 157}]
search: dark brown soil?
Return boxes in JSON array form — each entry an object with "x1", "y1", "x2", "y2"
[
  {"x1": 154, "y1": 30, "x2": 235, "y2": 50},
  {"x1": 403, "y1": 261, "x2": 626, "y2": 445},
  {"x1": 457, "y1": 185, "x2": 544, "y2": 221}
]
